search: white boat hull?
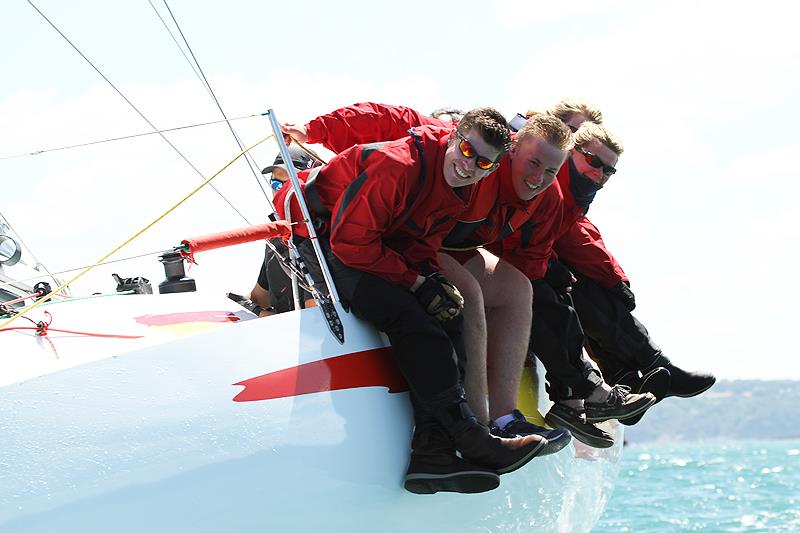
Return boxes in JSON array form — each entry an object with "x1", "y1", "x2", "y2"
[{"x1": 1, "y1": 292, "x2": 621, "y2": 532}]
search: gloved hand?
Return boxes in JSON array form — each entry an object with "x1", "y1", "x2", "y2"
[
  {"x1": 609, "y1": 281, "x2": 636, "y2": 311},
  {"x1": 544, "y1": 260, "x2": 576, "y2": 294},
  {"x1": 410, "y1": 272, "x2": 464, "y2": 321}
]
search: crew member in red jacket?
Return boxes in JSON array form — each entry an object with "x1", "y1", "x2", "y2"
[
  {"x1": 440, "y1": 115, "x2": 582, "y2": 440},
  {"x1": 483, "y1": 120, "x2": 656, "y2": 448},
  {"x1": 543, "y1": 101, "x2": 716, "y2": 414},
  {"x1": 274, "y1": 107, "x2": 554, "y2": 496},
  {"x1": 282, "y1": 104, "x2": 582, "y2": 449}
]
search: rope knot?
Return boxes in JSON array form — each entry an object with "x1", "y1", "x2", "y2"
[{"x1": 35, "y1": 311, "x2": 53, "y2": 336}]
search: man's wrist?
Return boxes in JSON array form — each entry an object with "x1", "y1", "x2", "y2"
[{"x1": 409, "y1": 275, "x2": 426, "y2": 292}]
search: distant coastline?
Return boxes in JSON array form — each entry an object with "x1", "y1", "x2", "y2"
[{"x1": 623, "y1": 380, "x2": 800, "y2": 443}]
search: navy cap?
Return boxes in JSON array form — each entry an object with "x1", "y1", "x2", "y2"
[{"x1": 261, "y1": 145, "x2": 322, "y2": 175}]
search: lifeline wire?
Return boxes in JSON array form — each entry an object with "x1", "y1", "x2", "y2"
[
  {"x1": 0, "y1": 248, "x2": 169, "y2": 292},
  {"x1": 26, "y1": 0, "x2": 251, "y2": 225},
  {"x1": 0, "y1": 134, "x2": 273, "y2": 331},
  {"x1": 0, "y1": 114, "x2": 261, "y2": 161}
]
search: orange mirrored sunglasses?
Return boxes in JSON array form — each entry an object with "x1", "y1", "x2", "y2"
[{"x1": 455, "y1": 130, "x2": 498, "y2": 171}]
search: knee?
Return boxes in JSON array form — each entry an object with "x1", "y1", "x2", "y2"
[
  {"x1": 496, "y1": 262, "x2": 533, "y2": 308},
  {"x1": 457, "y1": 275, "x2": 484, "y2": 314}
]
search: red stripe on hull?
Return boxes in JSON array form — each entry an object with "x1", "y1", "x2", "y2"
[
  {"x1": 135, "y1": 311, "x2": 240, "y2": 326},
  {"x1": 232, "y1": 347, "x2": 409, "y2": 402}
]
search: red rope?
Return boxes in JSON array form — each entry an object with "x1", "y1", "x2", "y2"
[
  {"x1": 0, "y1": 290, "x2": 70, "y2": 313},
  {"x1": 3, "y1": 290, "x2": 45, "y2": 307},
  {"x1": 0, "y1": 326, "x2": 143, "y2": 339},
  {"x1": 0, "y1": 310, "x2": 142, "y2": 339}
]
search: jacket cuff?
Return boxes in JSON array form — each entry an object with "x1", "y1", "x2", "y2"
[{"x1": 305, "y1": 120, "x2": 325, "y2": 144}]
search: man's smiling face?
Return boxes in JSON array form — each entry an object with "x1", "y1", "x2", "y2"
[
  {"x1": 509, "y1": 135, "x2": 568, "y2": 201},
  {"x1": 442, "y1": 128, "x2": 504, "y2": 188}
]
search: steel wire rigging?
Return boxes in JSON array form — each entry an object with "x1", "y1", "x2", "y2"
[{"x1": 26, "y1": 0, "x2": 251, "y2": 225}]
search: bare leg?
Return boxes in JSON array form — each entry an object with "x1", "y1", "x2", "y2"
[
  {"x1": 439, "y1": 252, "x2": 489, "y2": 423},
  {"x1": 249, "y1": 283, "x2": 277, "y2": 317},
  {"x1": 465, "y1": 250, "x2": 532, "y2": 421}
]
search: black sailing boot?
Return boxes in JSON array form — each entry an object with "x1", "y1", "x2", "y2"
[
  {"x1": 426, "y1": 386, "x2": 548, "y2": 475},
  {"x1": 647, "y1": 354, "x2": 716, "y2": 398},
  {"x1": 404, "y1": 425, "x2": 499, "y2": 494}
]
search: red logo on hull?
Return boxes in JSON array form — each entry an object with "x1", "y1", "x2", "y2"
[{"x1": 233, "y1": 347, "x2": 409, "y2": 402}]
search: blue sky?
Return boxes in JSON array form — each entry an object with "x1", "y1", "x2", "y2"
[{"x1": 1, "y1": 0, "x2": 798, "y2": 379}]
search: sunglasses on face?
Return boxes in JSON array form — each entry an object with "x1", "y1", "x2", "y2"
[
  {"x1": 454, "y1": 130, "x2": 499, "y2": 171},
  {"x1": 270, "y1": 178, "x2": 285, "y2": 191},
  {"x1": 575, "y1": 147, "x2": 616, "y2": 176}
]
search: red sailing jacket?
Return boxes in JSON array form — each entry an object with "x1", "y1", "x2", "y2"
[
  {"x1": 302, "y1": 102, "x2": 504, "y2": 249},
  {"x1": 302, "y1": 102, "x2": 570, "y2": 279},
  {"x1": 305, "y1": 102, "x2": 445, "y2": 154},
  {"x1": 545, "y1": 164, "x2": 629, "y2": 287},
  {"x1": 553, "y1": 216, "x2": 628, "y2": 288},
  {"x1": 481, "y1": 179, "x2": 565, "y2": 280},
  {"x1": 554, "y1": 163, "x2": 586, "y2": 232},
  {"x1": 274, "y1": 127, "x2": 477, "y2": 288},
  {"x1": 443, "y1": 160, "x2": 554, "y2": 252}
]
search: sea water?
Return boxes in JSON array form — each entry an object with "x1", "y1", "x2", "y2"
[{"x1": 593, "y1": 439, "x2": 800, "y2": 532}]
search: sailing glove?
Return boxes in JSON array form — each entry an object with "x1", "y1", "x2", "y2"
[
  {"x1": 411, "y1": 272, "x2": 464, "y2": 321},
  {"x1": 609, "y1": 281, "x2": 636, "y2": 311},
  {"x1": 544, "y1": 260, "x2": 575, "y2": 295}
]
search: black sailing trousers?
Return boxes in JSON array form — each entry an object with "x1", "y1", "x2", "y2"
[
  {"x1": 530, "y1": 279, "x2": 603, "y2": 401},
  {"x1": 297, "y1": 236, "x2": 466, "y2": 407},
  {"x1": 568, "y1": 271, "x2": 664, "y2": 383},
  {"x1": 347, "y1": 272, "x2": 466, "y2": 403}
]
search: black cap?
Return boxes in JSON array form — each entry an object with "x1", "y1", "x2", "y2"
[{"x1": 261, "y1": 145, "x2": 322, "y2": 175}]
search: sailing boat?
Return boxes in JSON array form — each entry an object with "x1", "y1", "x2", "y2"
[
  {"x1": 0, "y1": 121, "x2": 623, "y2": 533},
  {"x1": 1, "y1": 7, "x2": 622, "y2": 530}
]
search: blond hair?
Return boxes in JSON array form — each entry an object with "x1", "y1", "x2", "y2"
[
  {"x1": 430, "y1": 107, "x2": 464, "y2": 122},
  {"x1": 574, "y1": 122, "x2": 624, "y2": 155},
  {"x1": 516, "y1": 114, "x2": 574, "y2": 151},
  {"x1": 547, "y1": 99, "x2": 604, "y2": 125}
]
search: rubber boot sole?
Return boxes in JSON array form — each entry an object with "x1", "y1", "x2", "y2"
[
  {"x1": 495, "y1": 438, "x2": 548, "y2": 475},
  {"x1": 404, "y1": 470, "x2": 500, "y2": 494},
  {"x1": 621, "y1": 368, "x2": 671, "y2": 426},
  {"x1": 544, "y1": 410, "x2": 614, "y2": 449},
  {"x1": 537, "y1": 428, "x2": 572, "y2": 456}
]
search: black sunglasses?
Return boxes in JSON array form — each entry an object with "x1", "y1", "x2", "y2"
[{"x1": 575, "y1": 147, "x2": 616, "y2": 176}]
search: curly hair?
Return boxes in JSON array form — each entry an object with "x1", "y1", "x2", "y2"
[{"x1": 457, "y1": 107, "x2": 512, "y2": 153}]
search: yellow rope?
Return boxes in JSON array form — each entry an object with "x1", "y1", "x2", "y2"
[
  {"x1": 0, "y1": 134, "x2": 274, "y2": 330},
  {"x1": 291, "y1": 139, "x2": 328, "y2": 165}
]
